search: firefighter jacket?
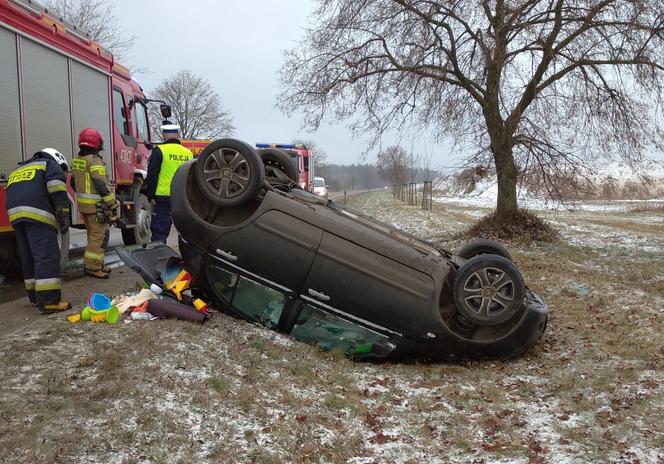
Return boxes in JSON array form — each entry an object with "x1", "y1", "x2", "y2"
[
  {"x1": 145, "y1": 140, "x2": 193, "y2": 200},
  {"x1": 6, "y1": 153, "x2": 70, "y2": 230},
  {"x1": 71, "y1": 151, "x2": 115, "y2": 214}
]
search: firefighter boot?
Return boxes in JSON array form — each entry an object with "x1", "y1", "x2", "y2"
[
  {"x1": 85, "y1": 268, "x2": 110, "y2": 279},
  {"x1": 38, "y1": 301, "x2": 72, "y2": 315}
]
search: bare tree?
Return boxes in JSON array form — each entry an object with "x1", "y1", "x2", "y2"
[
  {"x1": 377, "y1": 146, "x2": 409, "y2": 184},
  {"x1": 149, "y1": 69, "x2": 235, "y2": 141},
  {"x1": 43, "y1": 0, "x2": 134, "y2": 61},
  {"x1": 406, "y1": 147, "x2": 422, "y2": 183},
  {"x1": 293, "y1": 138, "x2": 328, "y2": 166},
  {"x1": 421, "y1": 143, "x2": 434, "y2": 182},
  {"x1": 278, "y1": 0, "x2": 664, "y2": 216}
]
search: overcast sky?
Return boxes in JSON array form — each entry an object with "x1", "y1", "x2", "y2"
[{"x1": 111, "y1": 0, "x2": 460, "y2": 168}]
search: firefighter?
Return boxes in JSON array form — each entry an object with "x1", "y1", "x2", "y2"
[
  {"x1": 145, "y1": 124, "x2": 193, "y2": 242},
  {"x1": 71, "y1": 128, "x2": 118, "y2": 279},
  {"x1": 6, "y1": 148, "x2": 72, "y2": 314}
]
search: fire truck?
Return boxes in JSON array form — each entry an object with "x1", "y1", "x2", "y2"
[
  {"x1": 0, "y1": 0, "x2": 161, "y2": 275},
  {"x1": 255, "y1": 143, "x2": 315, "y2": 190}
]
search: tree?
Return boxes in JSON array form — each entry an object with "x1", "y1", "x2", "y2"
[
  {"x1": 149, "y1": 69, "x2": 234, "y2": 141},
  {"x1": 44, "y1": 0, "x2": 134, "y2": 61},
  {"x1": 278, "y1": 0, "x2": 664, "y2": 216},
  {"x1": 293, "y1": 139, "x2": 328, "y2": 167},
  {"x1": 377, "y1": 146, "x2": 408, "y2": 184}
]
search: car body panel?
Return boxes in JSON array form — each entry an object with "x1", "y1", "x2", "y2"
[{"x1": 119, "y1": 160, "x2": 551, "y2": 361}]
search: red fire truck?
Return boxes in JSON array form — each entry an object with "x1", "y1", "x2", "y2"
[
  {"x1": 255, "y1": 143, "x2": 315, "y2": 190},
  {"x1": 0, "y1": 0, "x2": 160, "y2": 274}
]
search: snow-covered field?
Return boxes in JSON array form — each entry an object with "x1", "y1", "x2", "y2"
[{"x1": 0, "y1": 190, "x2": 663, "y2": 463}]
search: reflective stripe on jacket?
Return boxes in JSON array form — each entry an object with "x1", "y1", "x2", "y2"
[
  {"x1": 155, "y1": 142, "x2": 193, "y2": 197},
  {"x1": 72, "y1": 153, "x2": 115, "y2": 214},
  {"x1": 5, "y1": 156, "x2": 69, "y2": 230}
]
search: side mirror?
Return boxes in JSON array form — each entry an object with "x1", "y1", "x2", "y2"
[
  {"x1": 121, "y1": 107, "x2": 127, "y2": 118},
  {"x1": 160, "y1": 104, "x2": 172, "y2": 119}
]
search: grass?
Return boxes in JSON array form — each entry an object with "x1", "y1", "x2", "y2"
[{"x1": 0, "y1": 190, "x2": 662, "y2": 463}]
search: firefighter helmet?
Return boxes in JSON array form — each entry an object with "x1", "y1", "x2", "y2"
[
  {"x1": 41, "y1": 148, "x2": 69, "y2": 172},
  {"x1": 78, "y1": 128, "x2": 104, "y2": 151}
]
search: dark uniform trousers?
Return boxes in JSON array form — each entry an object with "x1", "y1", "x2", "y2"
[
  {"x1": 14, "y1": 222, "x2": 61, "y2": 305},
  {"x1": 150, "y1": 196, "x2": 172, "y2": 243}
]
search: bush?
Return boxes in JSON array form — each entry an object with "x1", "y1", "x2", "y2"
[{"x1": 459, "y1": 209, "x2": 558, "y2": 244}]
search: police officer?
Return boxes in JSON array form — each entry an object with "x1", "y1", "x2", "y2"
[
  {"x1": 71, "y1": 128, "x2": 118, "y2": 279},
  {"x1": 6, "y1": 148, "x2": 71, "y2": 314},
  {"x1": 145, "y1": 124, "x2": 193, "y2": 242}
]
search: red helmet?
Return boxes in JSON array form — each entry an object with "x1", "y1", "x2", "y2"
[{"x1": 78, "y1": 128, "x2": 104, "y2": 150}]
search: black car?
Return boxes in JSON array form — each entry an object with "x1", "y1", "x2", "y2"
[{"x1": 121, "y1": 139, "x2": 548, "y2": 361}]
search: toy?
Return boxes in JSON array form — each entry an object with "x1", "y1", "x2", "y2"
[{"x1": 79, "y1": 293, "x2": 120, "y2": 324}]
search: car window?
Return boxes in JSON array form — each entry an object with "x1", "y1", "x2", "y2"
[
  {"x1": 208, "y1": 266, "x2": 238, "y2": 303},
  {"x1": 231, "y1": 277, "x2": 286, "y2": 329},
  {"x1": 291, "y1": 305, "x2": 390, "y2": 357}
]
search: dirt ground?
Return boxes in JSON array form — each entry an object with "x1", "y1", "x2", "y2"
[{"x1": 0, "y1": 191, "x2": 662, "y2": 463}]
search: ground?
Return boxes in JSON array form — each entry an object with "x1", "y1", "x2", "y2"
[{"x1": 0, "y1": 191, "x2": 663, "y2": 463}]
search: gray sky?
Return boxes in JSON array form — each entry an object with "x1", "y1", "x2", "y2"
[{"x1": 112, "y1": 0, "x2": 459, "y2": 168}]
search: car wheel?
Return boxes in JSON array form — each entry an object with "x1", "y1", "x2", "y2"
[
  {"x1": 195, "y1": 139, "x2": 265, "y2": 207},
  {"x1": 452, "y1": 255, "x2": 525, "y2": 326},
  {"x1": 458, "y1": 239, "x2": 512, "y2": 261},
  {"x1": 258, "y1": 148, "x2": 299, "y2": 183}
]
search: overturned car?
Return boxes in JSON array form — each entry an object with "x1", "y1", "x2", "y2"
[{"x1": 122, "y1": 139, "x2": 548, "y2": 361}]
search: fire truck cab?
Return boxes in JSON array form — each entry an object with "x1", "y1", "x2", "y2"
[
  {"x1": 255, "y1": 143, "x2": 315, "y2": 190},
  {"x1": 0, "y1": 0, "x2": 156, "y2": 275}
]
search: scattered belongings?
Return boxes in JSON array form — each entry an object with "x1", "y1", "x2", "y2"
[
  {"x1": 147, "y1": 299, "x2": 206, "y2": 323},
  {"x1": 67, "y1": 248, "x2": 212, "y2": 326},
  {"x1": 113, "y1": 288, "x2": 159, "y2": 314},
  {"x1": 68, "y1": 293, "x2": 120, "y2": 324}
]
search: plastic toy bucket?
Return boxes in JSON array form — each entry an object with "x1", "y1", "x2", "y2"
[{"x1": 88, "y1": 293, "x2": 112, "y2": 311}]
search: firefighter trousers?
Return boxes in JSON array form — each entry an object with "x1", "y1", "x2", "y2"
[
  {"x1": 82, "y1": 213, "x2": 109, "y2": 271},
  {"x1": 14, "y1": 222, "x2": 62, "y2": 305}
]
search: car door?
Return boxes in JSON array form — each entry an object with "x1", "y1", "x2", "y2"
[
  {"x1": 211, "y1": 209, "x2": 323, "y2": 293},
  {"x1": 302, "y1": 232, "x2": 435, "y2": 338}
]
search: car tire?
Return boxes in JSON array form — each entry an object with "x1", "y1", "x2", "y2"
[
  {"x1": 452, "y1": 254, "x2": 525, "y2": 326},
  {"x1": 121, "y1": 193, "x2": 152, "y2": 245},
  {"x1": 258, "y1": 148, "x2": 299, "y2": 183},
  {"x1": 195, "y1": 139, "x2": 265, "y2": 207},
  {"x1": 458, "y1": 239, "x2": 512, "y2": 261},
  {"x1": 0, "y1": 232, "x2": 21, "y2": 278}
]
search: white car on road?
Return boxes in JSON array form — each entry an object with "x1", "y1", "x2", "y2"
[{"x1": 312, "y1": 176, "x2": 328, "y2": 198}]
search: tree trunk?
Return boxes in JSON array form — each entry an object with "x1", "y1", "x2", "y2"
[{"x1": 494, "y1": 142, "x2": 518, "y2": 215}]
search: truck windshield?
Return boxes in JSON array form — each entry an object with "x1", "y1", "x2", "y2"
[{"x1": 314, "y1": 178, "x2": 325, "y2": 187}]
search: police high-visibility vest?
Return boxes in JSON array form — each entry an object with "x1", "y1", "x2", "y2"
[{"x1": 156, "y1": 143, "x2": 193, "y2": 196}]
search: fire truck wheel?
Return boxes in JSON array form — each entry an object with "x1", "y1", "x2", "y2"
[
  {"x1": 258, "y1": 148, "x2": 299, "y2": 183},
  {"x1": 0, "y1": 233, "x2": 21, "y2": 278},
  {"x1": 121, "y1": 193, "x2": 151, "y2": 245},
  {"x1": 195, "y1": 139, "x2": 265, "y2": 207},
  {"x1": 58, "y1": 229, "x2": 70, "y2": 272}
]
